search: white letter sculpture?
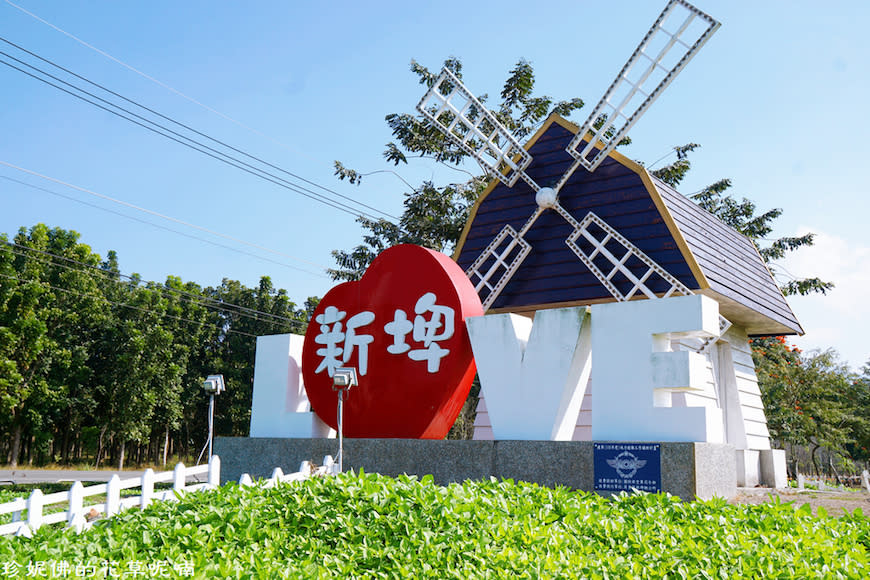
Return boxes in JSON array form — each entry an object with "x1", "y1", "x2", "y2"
[
  {"x1": 466, "y1": 307, "x2": 591, "y2": 440},
  {"x1": 249, "y1": 334, "x2": 334, "y2": 438},
  {"x1": 591, "y1": 294, "x2": 723, "y2": 442}
]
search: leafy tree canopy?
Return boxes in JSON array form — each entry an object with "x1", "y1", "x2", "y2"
[
  {"x1": 753, "y1": 337, "x2": 868, "y2": 473},
  {"x1": 330, "y1": 58, "x2": 584, "y2": 281},
  {"x1": 0, "y1": 223, "x2": 315, "y2": 468},
  {"x1": 329, "y1": 57, "x2": 839, "y2": 448}
]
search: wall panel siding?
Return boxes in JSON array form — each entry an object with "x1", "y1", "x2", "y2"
[
  {"x1": 723, "y1": 326, "x2": 772, "y2": 450},
  {"x1": 655, "y1": 180, "x2": 801, "y2": 334}
]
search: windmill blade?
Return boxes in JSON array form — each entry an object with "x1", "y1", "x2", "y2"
[
  {"x1": 466, "y1": 223, "x2": 533, "y2": 310},
  {"x1": 561, "y1": 209, "x2": 694, "y2": 302},
  {"x1": 417, "y1": 67, "x2": 539, "y2": 190},
  {"x1": 563, "y1": 0, "x2": 720, "y2": 177},
  {"x1": 560, "y1": 206, "x2": 730, "y2": 352},
  {"x1": 466, "y1": 202, "x2": 553, "y2": 310}
]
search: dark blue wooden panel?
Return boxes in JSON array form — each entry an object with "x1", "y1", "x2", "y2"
[
  {"x1": 456, "y1": 121, "x2": 698, "y2": 310},
  {"x1": 454, "y1": 116, "x2": 802, "y2": 334}
]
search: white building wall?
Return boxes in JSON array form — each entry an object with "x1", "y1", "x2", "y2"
[
  {"x1": 720, "y1": 326, "x2": 771, "y2": 450},
  {"x1": 249, "y1": 334, "x2": 334, "y2": 439}
]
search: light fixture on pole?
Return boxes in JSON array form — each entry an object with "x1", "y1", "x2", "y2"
[
  {"x1": 332, "y1": 367, "x2": 357, "y2": 473},
  {"x1": 201, "y1": 374, "x2": 225, "y2": 463}
]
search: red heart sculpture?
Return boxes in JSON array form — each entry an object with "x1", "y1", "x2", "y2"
[{"x1": 302, "y1": 244, "x2": 483, "y2": 439}]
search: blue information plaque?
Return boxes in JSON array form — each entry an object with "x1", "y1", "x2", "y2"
[{"x1": 594, "y1": 443, "x2": 661, "y2": 493}]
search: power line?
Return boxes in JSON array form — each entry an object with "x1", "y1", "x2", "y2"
[
  {"x1": 0, "y1": 36, "x2": 399, "y2": 222},
  {"x1": 0, "y1": 230, "x2": 309, "y2": 325},
  {"x1": 1, "y1": 240, "x2": 309, "y2": 332},
  {"x1": 0, "y1": 160, "x2": 335, "y2": 275},
  {"x1": 0, "y1": 271, "x2": 261, "y2": 339},
  {"x1": 0, "y1": 49, "x2": 390, "y2": 223},
  {"x1": 0, "y1": 174, "x2": 329, "y2": 278},
  {"x1": 34, "y1": 244, "x2": 304, "y2": 328},
  {"x1": 4, "y1": 0, "x2": 319, "y2": 165},
  {"x1": 646, "y1": 148, "x2": 677, "y2": 170},
  {"x1": 0, "y1": 55, "x2": 359, "y2": 220},
  {"x1": 0, "y1": 36, "x2": 399, "y2": 223}
]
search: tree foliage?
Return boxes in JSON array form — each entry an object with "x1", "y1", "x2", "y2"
[
  {"x1": 331, "y1": 57, "x2": 843, "y2": 444},
  {"x1": 330, "y1": 58, "x2": 584, "y2": 282},
  {"x1": 0, "y1": 224, "x2": 313, "y2": 468},
  {"x1": 334, "y1": 57, "x2": 833, "y2": 296},
  {"x1": 753, "y1": 337, "x2": 869, "y2": 473},
  {"x1": 650, "y1": 146, "x2": 833, "y2": 296}
]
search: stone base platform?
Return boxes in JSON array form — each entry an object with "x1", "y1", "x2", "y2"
[{"x1": 215, "y1": 438, "x2": 736, "y2": 501}]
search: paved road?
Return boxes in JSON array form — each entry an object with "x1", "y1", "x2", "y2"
[{"x1": 0, "y1": 468, "x2": 208, "y2": 485}]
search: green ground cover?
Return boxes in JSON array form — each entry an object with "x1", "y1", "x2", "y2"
[{"x1": 1, "y1": 472, "x2": 868, "y2": 578}]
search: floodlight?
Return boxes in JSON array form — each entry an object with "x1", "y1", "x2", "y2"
[
  {"x1": 202, "y1": 374, "x2": 225, "y2": 394},
  {"x1": 331, "y1": 367, "x2": 358, "y2": 473},
  {"x1": 332, "y1": 367, "x2": 358, "y2": 390},
  {"x1": 198, "y1": 374, "x2": 226, "y2": 465}
]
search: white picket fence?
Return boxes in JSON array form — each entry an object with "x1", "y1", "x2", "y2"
[
  {"x1": 796, "y1": 470, "x2": 870, "y2": 493},
  {"x1": 239, "y1": 455, "x2": 337, "y2": 489},
  {"x1": 0, "y1": 455, "x2": 337, "y2": 538}
]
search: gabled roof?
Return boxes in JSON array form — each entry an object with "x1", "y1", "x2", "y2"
[{"x1": 453, "y1": 114, "x2": 802, "y2": 336}]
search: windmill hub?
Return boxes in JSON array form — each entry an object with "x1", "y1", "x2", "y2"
[{"x1": 535, "y1": 187, "x2": 558, "y2": 209}]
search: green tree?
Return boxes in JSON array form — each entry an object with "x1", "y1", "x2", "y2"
[
  {"x1": 330, "y1": 58, "x2": 589, "y2": 438},
  {"x1": 0, "y1": 225, "x2": 106, "y2": 467},
  {"x1": 844, "y1": 361, "x2": 870, "y2": 467},
  {"x1": 0, "y1": 221, "x2": 319, "y2": 467},
  {"x1": 196, "y1": 277, "x2": 310, "y2": 445},
  {"x1": 330, "y1": 58, "x2": 584, "y2": 281},
  {"x1": 0, "y1": 228, "x2": 52, "y2": 467},
  {"x1": 753, "y1": 337, "x2": 860, "y2": 474},
  {"x1": 44, "y1": 231, "x2": 107, "y2": 465},
  {"x1": 148, "y1": 276, "x2": 212, "y2": 467},
  {"x1": 90, "y1": 279, "x2": 162, "y2": 469},
  {"x1": 331, "y1": 58, "x2": 835, "y2": 440}
]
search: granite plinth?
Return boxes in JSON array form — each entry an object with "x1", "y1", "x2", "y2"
[{"x1": 215, "y1": 438, "x2": 735, "y2": 500}]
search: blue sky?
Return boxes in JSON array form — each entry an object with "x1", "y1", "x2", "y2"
[{"x1": 1, "y1": 0, "x2": 868, "y2": 370}]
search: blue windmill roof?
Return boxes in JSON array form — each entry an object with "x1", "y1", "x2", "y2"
[{"x1": 453, "y1": 114, "x2": 802, "y2": 337}]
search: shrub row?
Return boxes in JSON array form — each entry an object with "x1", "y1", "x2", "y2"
[{"x1": 2, "y1": 472, "x2": 868, "y2": 578}]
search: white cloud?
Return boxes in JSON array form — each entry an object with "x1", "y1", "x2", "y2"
[{"x1": 774, "y1": 228, "x2": 870, "y2": 371}]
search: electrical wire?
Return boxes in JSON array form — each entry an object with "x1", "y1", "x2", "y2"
[
  {"x1": 1, "y1": 248, "x2": 303, "y2": 333},
  {"x1": 0, "y1": 174, "x2": 329, "y2": 278},
  {"x1": 0, "y1": 51, "x2": 388, "y2": 223},
  {"x1": 646, "y1": 148, "x2": 677, "y2": 170},
  {"x1": 1, "y1": 241, "x2": 310, "y2": 332},
  {"x1": 0, "y1": 160, "x2": 334, "y2": 274},
  {"x1": 0, "y1": 36, "x2": 399, "y2": 222},
  {"x1": 0, "y1": 38, "x2": 398, "y2": 224},
  {"x1": 4, "y1": 0, "x2": 320, "y2": 165},
  {"x1": 0, "y1": 271, "x2": 261, "y2": 338},
  {"x1": 7, "y1": 247, "x2": 305, "y2": 331}
]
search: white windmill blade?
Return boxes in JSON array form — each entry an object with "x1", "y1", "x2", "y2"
[
  {"x1": 465, "y1": 188, "x2": 561, "y2": 310},
  {"x1": 563, "y1": 0, "x2": 720, "y2": 177},
  {"x1": 466, "y1": 224, "x2": 533, "y2": 310},
  {"x1": 466, "y1": 207, "x2": 550, "y2": 311},
  {"x1": 559, "y1": 206, "x2": 731, "y2": 352},
  {"x1": 417, "y1": 67, "x2": 539, "y2": 190},
  {"x1": 560, "y1": 209, "x2": 694, "y2": 302}
]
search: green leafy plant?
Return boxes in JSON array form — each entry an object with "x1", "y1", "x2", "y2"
[{"x1": 1, "y1": 472, "x2": 867, "y2": 578}]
